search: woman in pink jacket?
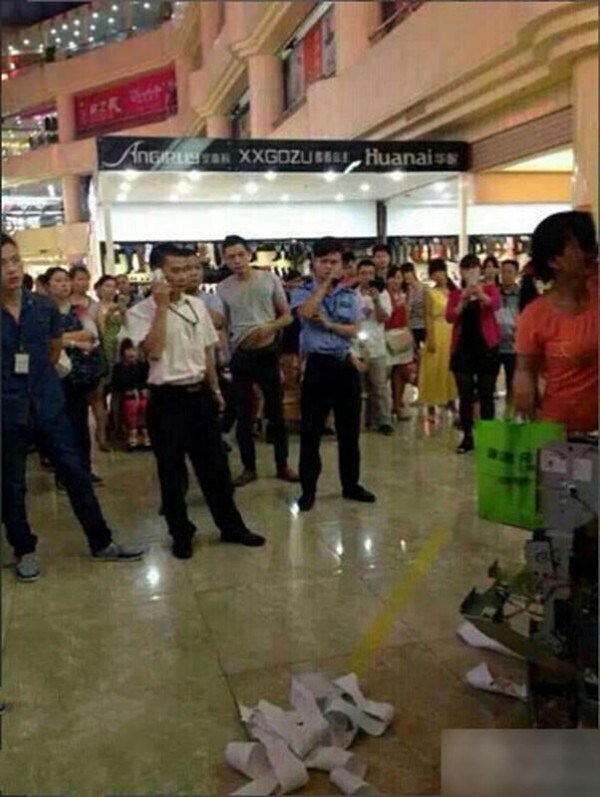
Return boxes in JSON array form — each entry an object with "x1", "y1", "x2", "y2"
[{"x1": 446, "y1": 254, "x2": 501, "y2": 453}]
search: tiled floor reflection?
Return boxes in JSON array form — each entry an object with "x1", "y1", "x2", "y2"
[{"x1": 0, "y1": 417, "x2": 529, "y2": 795}]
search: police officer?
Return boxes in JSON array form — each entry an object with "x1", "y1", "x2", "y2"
[
  {"x1": 1, "y1": 233, "x2": 144, "y2": 582},
  {"x1": 290, "y1": 237, "x2": 376, "y2": 512}
]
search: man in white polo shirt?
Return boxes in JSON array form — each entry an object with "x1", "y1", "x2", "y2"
[{"x1": 127, "y1": 243, "x2": 265, "y2": 559}]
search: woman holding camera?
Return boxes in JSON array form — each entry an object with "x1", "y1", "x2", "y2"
[{"x1": 446, "y1": 254, "x2": 501, "y2": 453}]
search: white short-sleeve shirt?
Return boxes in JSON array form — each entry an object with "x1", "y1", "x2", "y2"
[{"x1": 126, "y1": 295, "x2": 218, "y2": 385}]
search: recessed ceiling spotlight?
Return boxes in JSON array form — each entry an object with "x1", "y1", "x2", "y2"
[
  {"x1": 231, "y1": 194, "x2": 242, "y2": 202},
  {"x1": 324, "y1": 170, "x2": 337, "y2": 183},
  {"x1": 245, "y1": 181, "x2": 259, "y2": 195},
  {"x1": 188, "y1": 171, "x2": 202, "y2": 181},
  {"x1": 50, "y1": 28, "x2": 56, "y2": 35},
  {"x1": 360, "y1": 183, "x2": 371, "y2": 192},
  {"x1": 265, "y1": 171, "x2": 277, "y2": 181},
  {"x1": 68, "y1": 41, "x2": 76, "y2": 49},
  {"x1": 281, "y1": 194, "x2": 290, "y2": 202},
  {"x1": 74, "y1": 31, "x2": 81, "y2": 37},
  {"x1": 74, "y1": 20, "x2": 81, "y2": 27},
  {"x1": 433, "y1": 181, "x2": 446, "y2": 192},
  {"x1": 143, "y1": 2, "x2": 151, "y2": 9},
  {"x1": 389, "y1": 170, "x2": 404, "y2": 182},
  {"x1": 23, "y1": 39, "x2": 30, "y2": 46},
  {"x1": 88, "y1": 36, "x2": 94, "y2": 42},
  {"x1": 335, "y1": 193, "x2": 345, "y2": 202},
  {"x1": 111, "y1": 4, "x2": 119, "y2": 10},
  {"x1": 62, "y1": 23, "x2": 68, "y2": 30},
  {"x1": 55, "y1": 37, "x2": 62, "y2": 44},
  {"x1": 90, "y1": 24, "x2": 96, "y2": 31},
  {"x1": 92, "y1": 12, "x2": 99, "y2": 19},
  {"x1": 108, "y1": 17, "x2": 115, "y2": 24}
]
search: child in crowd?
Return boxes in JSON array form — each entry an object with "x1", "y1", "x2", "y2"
[{"x1": 111, "y1": 339, "x2": 151, "y2": 450}]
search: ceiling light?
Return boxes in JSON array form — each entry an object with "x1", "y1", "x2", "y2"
[
  {"x1": 55, "y1": 37, "x2": 62, "y2": 44},
  {"x1": 231, "y1": 194, "x2": 242, "y2": 202},
  {"x1": 1, "y1": 74, "x2": 8, "y2": 82},
  {"x1": 74, "y1": 30, "x2": 81, "y2": 37},
  {"x1": 50, "y1": 28, "x2": 56, "y2": 35},
  {"x1": 16, "y1": 118, "x2": 21, "y2": 125},
  {"x1": 188, "y1": 172, "x2": 202, "y2": 182},
  {"x1": 112, "y1": 3, "x2": 119, "y2": 10},
  {"x1": 92, "y1": 12, "x2": 99, "y2": 19},
  {"x1": 324, "y1": 170, "x2": 337, "y2": 183},
  {"x1": 74, "y1": 20, "x2": 80, "y2": 27},
  {"x1": 69, "y1": 41, "x2": 76, "y2": 49},
  {"x1": 245, "y1": 181, "x2": 259, "y2": 195},
  {"x1": 108, "y1": 17, "x2": 115, "y2": 24},
  {"x1": 144, "y1": 2, "x2": 151, "y2": 9},
  {"x1": 265, "y1": 171, "x2": 277, "y2": 181},
  {"x1": 335, "y1": 193, "x2": 345, "y2": 202},
  {"x1": 360, "y1": 183, "x2": 370, "y2": 192},
  {"x1": 88, "y1": 36, "x2": 94, "y2": 42},
  {"x1": 90, "y1": 24, "x2": 96, "y2": 31},
  {"x1": 281, "y1": 194, "x2": 290, "y2": 202},
  {"x1": 9, "y1": 61, "x2": 16, "y2": 70},
  {"x1": 23, "y1": 39, "x2": 30, "y2": 46},
  {"x1": 62, "y1": 23, "x2": 68, "y2": 30},
  {"x1": 389, "y1": 170, "x2": 404, "y2": 182}
]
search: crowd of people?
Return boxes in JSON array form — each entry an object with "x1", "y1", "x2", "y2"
[{"x1": 1, "y1": 209, "x2": 597, "y2": 580}]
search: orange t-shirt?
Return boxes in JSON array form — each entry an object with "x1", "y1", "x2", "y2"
[{"x1": 516, "y1": 290, "x2": 598, "y2": 432}]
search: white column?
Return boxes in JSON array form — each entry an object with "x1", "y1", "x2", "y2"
[
  {"x1": 206, "y1": 114, "x2": 231, "y2": 138},
  {"x1": 248, "y1": 54, "x2": 283, "y2": 138},
  {"x1": 103, "y1": 203, "x2": 115, "y2": 275},
  {"x1": 572, "y1": 53, "x2": 598, "y2": 224},
  {"x1": 200, "y1": 0, "x2": 222, "y2": 56},
  {"x1": 56, "y1": 94, "x2": 75, "y2": 143},
  {"x1": 458, "y1": 173, "x2": 469, "y2": 257}
]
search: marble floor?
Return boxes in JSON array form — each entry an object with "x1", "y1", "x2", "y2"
[{"x1": 0, "y1": 413, "x2": 530, "y2": 796}]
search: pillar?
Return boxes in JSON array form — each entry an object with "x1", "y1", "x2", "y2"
[
  {"x1": 248, "y1": 54, "x2": 283, "y2": 138},
  {"x1": 200, "y1": 0, "x2": 223, "y2": 56},
  {"x1": 56, "y1": 93, "x2": 75, "y2": 144},
  {"x1": 333, "y1": 1, "x2": 379, "y2": 73},
  {"x1": 572, "y1": 53, "x2": 598, "y2": 224},
  {"x1": 458, "y1": 173, "x2": 469, "y2": 257},
  {"x1": 206, "y1": 115, "x2": 231, "y2": 138},
  {"x1": 62, "y1": 175, "x2": 82, "y2": 224}
]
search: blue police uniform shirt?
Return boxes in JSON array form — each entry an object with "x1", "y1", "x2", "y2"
[
  {"x1": 290, "y1": 278, "x2": 359, "y2": 360},
  {"x1": 2, "y1": 290, "x2": 65, "y2": 429}
]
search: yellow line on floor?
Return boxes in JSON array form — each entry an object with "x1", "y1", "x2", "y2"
[{"x1": 350, "y1": 527, "x2": 450, "y2": 676}]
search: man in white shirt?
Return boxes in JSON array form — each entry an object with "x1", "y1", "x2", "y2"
[
  {"x1": 127, "y1": 243, "x2": 265, "y2": 559},
  {"x1": 217, "y1": 235, "x2": 299, "y2": 487},
  {"x1": 355, "y1": 259, "x2": 394, "y2": 435}
]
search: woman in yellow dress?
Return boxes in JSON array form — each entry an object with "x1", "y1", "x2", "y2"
[{"x1": 418, "y1": 259, "x2": 457, "y2": 418}]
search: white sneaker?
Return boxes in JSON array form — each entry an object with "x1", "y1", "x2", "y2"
[
  {"x1": 16, "y1": 552, "x2": 40, "y2": 582},
  {"x1": 398, "y1": 406, "x2": 412, "y2": 421}
]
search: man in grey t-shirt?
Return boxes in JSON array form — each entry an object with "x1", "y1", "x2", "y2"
[{"x1": 217, "y1": 235, "x2": 299, "y2": 487}]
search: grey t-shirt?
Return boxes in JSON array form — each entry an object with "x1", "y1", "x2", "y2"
[{"x1": 217, "y1": 270, "x2": 288, "y2": 352}]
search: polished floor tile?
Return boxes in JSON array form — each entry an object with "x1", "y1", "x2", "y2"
[{"x1": 1, "y1": 420, "x2": 530, "y2": 794}]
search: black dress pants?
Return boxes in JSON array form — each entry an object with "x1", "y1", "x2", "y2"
[
  {"x1": 231, "y1": 347, "x2": 288, "y2": 472},
  {"x1": 63, "y1": 380, "x2": 92, "y2": 473},
  {"x1": 2, "y1": 407, "x2": 113, "y2": 557},
  {"x1": 147, "y1": 383, "x2": 245, "y2": 542},
  {"x1": 451, "y1": 346, "x2": 500, "y2": 436},
  {"x1": 299, "y1": 354, "x2": 362, "y2": 498}
]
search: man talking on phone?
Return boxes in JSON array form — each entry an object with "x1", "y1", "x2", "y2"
[
  {"x1": 290, "y1": 237, "x2": 376, "y2": 512},
  {"x1": 127, "y1": 243, "x2": 265, "y2": 558}
]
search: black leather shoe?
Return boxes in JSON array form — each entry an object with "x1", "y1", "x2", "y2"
[
  {"x1": 342, "y1": 486, "x2": 376, "y2": 503},
  {"x1": 297, "y1": 494, "x2": 316, "y2": 512},
  {"x1": 456, "y1": 436, "x2": 474, "y2": 454},
  {"x1": 221, "y1": 529, "x2": 266, "y2": 547},
  {"x1": 172, "y1": 537, "x2": 194, "y2": 559}
]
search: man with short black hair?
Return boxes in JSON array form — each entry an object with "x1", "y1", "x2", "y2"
[
  {"x1": 127, "y1": 243, "x2": 265, "y2": 558},
  {"x1": 217, "y1": 235, "x2": 299, "y2": 487},
  {"x1": 291, "y1": 237, "x2": 376, "y2": 512}
]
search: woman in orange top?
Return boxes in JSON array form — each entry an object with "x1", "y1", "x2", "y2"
[{"x1": 514, "y1": 211, "x2": 598, "y2": 433}]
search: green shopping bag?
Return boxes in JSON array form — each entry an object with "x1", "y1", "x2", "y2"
[{"x1": 474, "y1": 420, "x2": 566, "y2": 530}]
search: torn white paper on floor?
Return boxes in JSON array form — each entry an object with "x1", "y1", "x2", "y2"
[
  {"x1": 225, "y1": 672, "x2": 394, "y2": 795},
  {"x1": 457, "y1": 621, "x2": 524, "y2": 659},
  {"x1": 466, "y1": 662, "x2": 527, "y2": 702}
]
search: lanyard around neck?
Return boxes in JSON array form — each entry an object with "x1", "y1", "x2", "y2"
[{"x1": 168, "y1": 299, "x2": 199, "y2": 327}]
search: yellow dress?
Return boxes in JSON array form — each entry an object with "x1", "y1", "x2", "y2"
[{"x1": 418, "y1": 287, "x2": 457, "y2": 406}]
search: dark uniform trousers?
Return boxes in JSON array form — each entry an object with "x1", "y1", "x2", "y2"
[
  {"x1": 147, "y1": 382, "x2": 245, "y2": 541},
  {"x1": 2, "y1": 407, "x2": 112, "y2": 557},
  {"x1": 299, "y1": 353, "x2": 361, "y2": 498},
  {"x1": 230, "y1": 347, "x2": 288, "y2": 472}
]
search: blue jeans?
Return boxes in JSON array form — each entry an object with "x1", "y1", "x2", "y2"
[{"x1": 2, "y1": 408, "x2": 113, "y2": 557}]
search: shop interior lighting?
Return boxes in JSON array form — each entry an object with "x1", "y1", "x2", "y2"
[
  {"x1": 62, "y1": 23, "x2": 69, "y2": 30},
  {"x1": 48, "y1": 185, "x2": 56, "y2": 198},
  {"x1": 88, "y1": 37, "x2": 95, "y2": 42},
  {"x1": 281, "y1": 194, "x2": 290, "y2": 202},
  {"x1": 335, "y1": 193, "x2": 345, "y2": 202},
  {"x1": 74, "y1": 31, "x2": 81, "y2": 38},
  {"x1": 90, "y1": 24, "x2": 97, "y2": 31},
  {"x1": 188, "y1": 172, "x2": 202, "y2": 181},
  {"x1": 92, "y1": 12, "x2": 99, "y2": 19},
  {"x1": 23, "y1": 39, "x2": 30, "y2": 46},
  {"x1": 245, "y1": 181, "x2": 259, "y2": 195},
  {"x1": 124, "y1": 170, "x2": 139, "y2": 181},
  {"x1": 265, "y1": 171, "x2": 277, "y2": 181},
  {"x1": 69, "y1": 41, "x2": 77, "y2": 49},
  {"x1": 74, "y1": 20, "x2": 81, "y2": 27},
  {"x1": 324, "y1": 170, "x2": 337, "y2": 183},
  {"x1": 390, "y1": 170, "x2": 404, "y2": 182},
  {"x1": 108, "y1": 18, "x2": 116, "y2": 25},
  {"x1": 50, "y1": 29, "x2": 57, "y2": 35},
  {"x1": 112, "y1": 4, "x2": 119, "y2": 10},
  {"x1": 9, "y1": 62, "x2": 16, "y2": 70},
  {"x1": 231, "y1": 194, "x2": 242, "y2": 202},
  {"x1": 55, "y1": 37, "x2": 62, "y2": 44},
  {"x1": 360, "y1": 183, "x2": 371, "y2": 192},
  {"x1": 144, "y1": 2, "x2": 152, "y2": 9}
]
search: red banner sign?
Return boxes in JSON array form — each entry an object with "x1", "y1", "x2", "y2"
[
  {"x1": 303, "y1": 21, "x2": 323, "y2": 88},
  {"x1": 74, "y1": 66, "x2": 178, "y2": 136}
]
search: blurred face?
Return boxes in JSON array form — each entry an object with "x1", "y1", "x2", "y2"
[
  {"x1": 48, "y1": 270, "x2": 71, "y2": 300},
  {"x1": 343, "y1": 260, "x2": 357, "y2": 278},
  {"x1": 122, "y1": 346, "x2": 137, "y2": 364},
  {"x1": 71, "y1": 269, "x2": 90, "y2": 296},
  {"x1": 373, "y1": 250, "x2": 391, "y2": 273},
  {"x1": 461, "y1": 264, "x2": 481, "y2": 285},
  {"x1": 186, "y1": 256, "x2": 203, "y2": 292},
  {"x1": 116, "y1": 276, "x2": 132, "y2": 296},
  {"x1": 483, "y1": 259, "x2": 498, "y2": 281},
  {"x1": 284, "y1": 276, "x2": 303, "y2": 292},
  {"x1": 387, "y1": 271, "x2": 403, "y2": 290},
  {"x1": 357, "y1": 265, "x2": 375, "y2": 288},
  {"x1": 500, "y1": 262, "x2": 518, "y2": 288},
  {"x1": 430, "y1": 269, "x2": 446, "y2": 287},
  {"x1": 551, "y1": 235, "x2": 598, "y2": 281},
  {"x1": 162, "y1": 255, "x2": 190, "y2": 292},
  {"x1": 1, "y1": 241, "x2": 24, "y2": 293},
  {"x1": 224, "y1": 243, "x2": 251, "y2": 276},
  {"x1": 98, "y1": 278, "x2": 117, "y2": 302},
  {"x1": 403, "y1": 270, "x2": 416, "y2": 288},
  {"x1": 312, "y1": 250, "x2": 343, "y2": 282}
]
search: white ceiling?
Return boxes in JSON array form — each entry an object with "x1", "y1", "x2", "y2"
[
  {"x1": 499, "y1": 147, "x2": 574, "y2": 173},
  {"x1": 100, "y1": 170, "x2": 460, "y2": 207}
]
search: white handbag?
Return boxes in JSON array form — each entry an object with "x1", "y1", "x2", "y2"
[{"x1": 55, "y1": 349, "x2": 72, "y2": 379}]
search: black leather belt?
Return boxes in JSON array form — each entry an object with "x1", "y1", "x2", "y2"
[{"x1": 149, "y1": 380, "x2": 206, "y2": 394}]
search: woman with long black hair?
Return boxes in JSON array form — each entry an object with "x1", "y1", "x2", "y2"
[{"x1": 446, "y1": 254, "x2": 501, "y2": 453}]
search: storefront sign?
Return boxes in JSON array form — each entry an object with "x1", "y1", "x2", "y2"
[
  {"x1": 75, "y1": 67, "x2": 177, "y2": 136},
  {"x1": 97, "y1": 137, "x2": 469, "y2": 173}
]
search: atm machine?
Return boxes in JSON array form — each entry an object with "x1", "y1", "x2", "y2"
[{"x1": 460, "y1": 436, "x2": 598, "y2": 727}]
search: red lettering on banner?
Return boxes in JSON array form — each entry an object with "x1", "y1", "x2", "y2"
[{"x1": 74, "y1": 66, "x2": 178, "y2": 136}]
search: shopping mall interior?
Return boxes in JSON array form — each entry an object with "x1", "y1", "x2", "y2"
[{"x1": 1, "y1": 2, "x2": 598, "y2": 796}]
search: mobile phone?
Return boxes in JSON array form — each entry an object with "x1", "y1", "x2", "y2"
[{"x1": 466, "y1": 271, "x2": 480, "y2": 288}]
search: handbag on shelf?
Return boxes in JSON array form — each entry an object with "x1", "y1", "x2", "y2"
[
  {"x1": 385, "y1": 327, "x2": 414, "y2": 356},
  {"x1": 474, "y1": 419, "x2": 566, "y2": 530}
]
